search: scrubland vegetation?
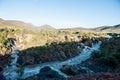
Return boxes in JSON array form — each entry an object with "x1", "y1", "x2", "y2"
[
  {"x1": 0, "y1": 27, "x2": 108, "y2": 66},
  {"x1": 0, "y1": 27, "x2": 107, "y2": 56},
  {"x1": 0, "y1": 26, "x2": 120, "y2": 73},
  {"x1": 91, "y1": 35, "x2": 120, "y2": 71}
]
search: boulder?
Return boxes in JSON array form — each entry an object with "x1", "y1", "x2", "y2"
[
  {"x1": 60, "y1": 65, "x2": 87, "y2": 76},
  {"x1": 84, "y1": 40, "x2": 92, "y2": 47},
  {"x1": 39, "y1": 66, "x2": 64, "y2": 79},
  {"x1": 60, "y1": 65, "x2": 78, "y2": 75}
]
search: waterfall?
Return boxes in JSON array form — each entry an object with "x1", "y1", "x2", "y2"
[
  {"x1": 10, "y1": 50, "x2": 19, "y2": 65},
  {"x1": 3, "y1": 49, "x2": 20, "y2": 80},
  {"x1": 21, "y1": 41, "x2": 101, "y2": 79},
  {"x1": 3, "y1": 41, "x2": 101, "y2": 80}
]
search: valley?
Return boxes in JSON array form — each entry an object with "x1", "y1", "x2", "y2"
[{"x1": 0, "y1": 18, "x2": 120, "y2": 80}]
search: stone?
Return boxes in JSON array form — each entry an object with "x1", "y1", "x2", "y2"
[
  {"x1": 60, "y1": 65, "x2": 88, "y2": 76},
  {"x1": 60, "y1": 65, "x2": 78, "y2": 76},
  {"x1": 39, "y1": 66, "x2": 64, "y2": 79}
]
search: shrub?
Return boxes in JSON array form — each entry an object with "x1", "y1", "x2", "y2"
[
  {"x1": 99, "y1": 56, "x2": 118, "y2": 68},
  {"x1": 113, "y1": 53, "x2": 120, "y2": 63},
  {"x1": 91, "y1": 51, "x2": 101, "y2": 58}
]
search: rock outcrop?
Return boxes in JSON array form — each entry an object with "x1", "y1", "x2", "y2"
[
  {"x1": 60, "y1": 65, "x2": 87, "y2": 76},
  {"x1": 24, "y1": 66, "x2": 65, "y2": 80}
]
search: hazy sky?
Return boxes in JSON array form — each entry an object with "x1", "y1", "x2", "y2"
[{"x1": 0, "y1": 0, "x2": 120, "y2": 28}]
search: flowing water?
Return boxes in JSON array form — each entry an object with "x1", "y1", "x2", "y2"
[
  {"x1": 3, "y1": 41, "x2": 101, "y2": 80},
  {"x1": 3, "y1": 50, "x2": 20, "y2": 80}
]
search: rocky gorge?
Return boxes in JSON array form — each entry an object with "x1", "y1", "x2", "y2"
[
  {"x1": 2, "y1": 39, "x2": 101, "y2": 80},
  {"x1": 0, "y1": 27, "x2": 120, "y2": 80}
]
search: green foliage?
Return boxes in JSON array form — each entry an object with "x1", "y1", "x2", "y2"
[
  {"x1": 0, "y1": 28, "x2": 16, "y2": 55},
  {"x1": 0, "y1": 36, "x2": 6, "y2": 46},
  {"x1": 99, "y1": 56, "x2": 118, "y2": 68},
  {"x1": 87, "y1": 32, "x2": 94, "y2": 37},
  {"x1": 113, "y1": 53, "x2": 120, "y2": 63},
  {"x1": 91, "y1": 37, "x2": 120, "y2": 71},
  {"x1": 20, "y1": 41, "x2": 80, "y2": 62},
  {"x1": 91, "y1": 51, "x2": 102, "y2": 58},
  {"x1": 73, "y1": 31, "x2": 79, "y2": 34},
  {"x1": 15, "y1": 29, "x2": 22, "y2": 34}
]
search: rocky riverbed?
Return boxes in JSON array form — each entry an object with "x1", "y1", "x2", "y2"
[{"x1": 2, "y1": 41, "x2": 101, "y2": 80}]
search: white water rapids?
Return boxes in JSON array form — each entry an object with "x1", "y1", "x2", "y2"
[{"x1": 3, "y1": 41, "x2": 101, "y2": 80}]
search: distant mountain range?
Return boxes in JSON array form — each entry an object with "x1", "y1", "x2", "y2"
[
  {"x1": 0, "y1": 18, "x2": 56, "y2": 31},
  {"x1": 0, "y1": 18, "x2": 120, "y2": 32},
  {"x1": 92, "y1": 24, "x2": 120, "y2": 32}
]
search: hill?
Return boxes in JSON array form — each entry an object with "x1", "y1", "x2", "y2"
[
  {"x1": 37, "y1": 24, "x2": 56, "y2": 31},
  {"x1": 60, "y1": 25, "x2": 120, "y2": 33},
  {"x1": 93, "y1": 24, "x2": 120, "y2": 33},
  {"x1": 0, "y1": 18, "x2": 120, "y2": 33},
  {"x1": 0, "y1": 18, "x2": 56, "y2": 31},
  {"x1": 0, "y1": 18, "x2": 35, "y2": 30}
]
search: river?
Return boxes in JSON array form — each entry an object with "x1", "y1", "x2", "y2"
[{"x1": 3, "y1": 41, "x2": 101, "y2": 80}]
